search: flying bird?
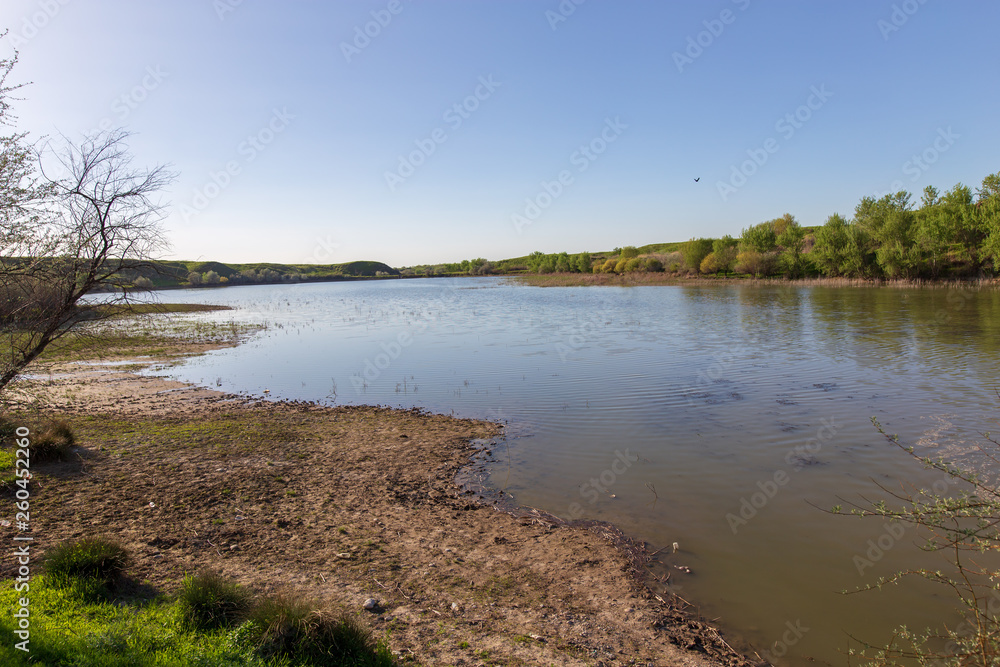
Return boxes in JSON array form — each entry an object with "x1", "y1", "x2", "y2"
[{"x1": 694, "y1": 177, "x2": 701, "y2": 182}]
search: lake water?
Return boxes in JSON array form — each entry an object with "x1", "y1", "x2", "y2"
[{"x1": 141, "y1": 277, "x2": 1000, "y2": 666}]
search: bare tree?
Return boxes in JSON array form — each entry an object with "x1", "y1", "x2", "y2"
[{"x1": 1, "y1": 127, "x2": 175, "y2": 392}]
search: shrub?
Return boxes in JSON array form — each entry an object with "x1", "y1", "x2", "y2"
[
  {"x1": 248, "y1": 595, "x2": 396, "y2": 666},
  {"x1": 44, "y1": 537, "x2": 130, "y2": 595},
  {"x1": 624, "y1": 257, "x2": 642, "y2": 272},
  {"x1": 644, "y1": 257, "x2": 663, "y2": 272},
  {"x1": 178, "y1": 571, "x2": 253, "y2": 630},
  {"x1": 601, "y1": 258, "x2": 617, "y2": 273},
  {"x1": 735, "y1": 250, "x2": 777, "y2": 277},
  {"x1": 700, "y1": 252, "x2": 720, "y2": 274},
  {"x1": 31, "y1": 420, "x2": 75, "y2": 462},
  {"x1": 682, "y1": 238, "x2": 715, "y2": 270},
  {"x1": 133, "y1": 276, "x2": 153, "y2": 290}
]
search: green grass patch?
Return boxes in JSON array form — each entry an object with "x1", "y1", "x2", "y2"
[{"x1": 0, "y1": 575, "x2": 398, "y2": 666}]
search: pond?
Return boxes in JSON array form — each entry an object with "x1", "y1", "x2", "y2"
[{"x1": 141, "y1": 277, "x2": 1000, "y2": 666}]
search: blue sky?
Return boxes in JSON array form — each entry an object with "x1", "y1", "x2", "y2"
[{"x1": 2, "y1": 0, "x2": 998, "y2": 266}]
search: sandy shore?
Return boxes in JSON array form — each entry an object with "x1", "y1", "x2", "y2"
[{"x1": 3, "y1": 348, "x2": 753, "y2": 667}]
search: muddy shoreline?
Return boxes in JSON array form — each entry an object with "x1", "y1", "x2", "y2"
[{"x1": 3, "y1": 349, "x2": 756, "y2": 666}]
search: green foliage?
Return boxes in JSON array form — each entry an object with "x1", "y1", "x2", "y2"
[
  {"x1": 178, "y1": 571, "x2": 253, "y2": 631},
  {"x1": 740, "y1": 222, "x2": 777, "y2": 254},
  {"x1": 44, "y1": 537, "x2": 130, "y2": 595},
  {"x1": 619, "y1": 246, "x2": 639, "y2": 259},
  {"x1": 776, "y1": 216, "x2": 808, "y2": 277},
  {"x1": 682, "y1": 238, "x2": 714, "y2": 270},
  {"x1": 708, "y1": 236, "x2": 738, "y2": 274}
]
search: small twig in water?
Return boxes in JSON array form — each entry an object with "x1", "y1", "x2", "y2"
[{"x1": 645, "y1": 482, "x2": 659, "y2": 508}]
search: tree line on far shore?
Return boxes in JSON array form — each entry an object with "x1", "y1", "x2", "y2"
[{"x1": 507, "y1": 170, "x2": 1000, "y2": 280}]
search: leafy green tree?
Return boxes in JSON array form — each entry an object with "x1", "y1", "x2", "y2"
[
  {"x1": 980, "y1": 173, "x2": 1000, "y2": 271},
  {"x1": 202, "y1": 270, "x2": 220, "y2": 285},
  {"x1": 682, "y1": 238, "x2": 714, "y2": 270},
  {"x1": 526, "y1": 251, "x2": 546, "y2": 273},
  {"x1": 841, "y1": 224, "x2": 878, "y2": 278},
  {"x1": 555, "y1": 252, "x2": 572, "y2": 273},
  {"x1": 812, "y1": 214, "x2": 850, "y2": 276},
  {"x1": 601, "y1": 258, "x2": 617, "y2": 273},
  {"x1": 740, "y1": 223, "x2": 777, "y2": 254},
  {"x1": 619, "y1": 245, "x2": 640, "y2": 259},
  {"x1": 187, "y1": 271, "x2": 202, "y2": 286},
  {"x1": 776, "y1": 217, "x2": 807, "y2": 277},
  {"x1": 711, "y1": 236, "x2": 738, "y2": 274}
]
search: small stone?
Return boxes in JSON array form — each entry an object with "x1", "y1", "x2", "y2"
[
  {"x1": 451, "y1": 602, "x2": 459, "y2": 612},
  {"x1": 363, "y1": 598, "x2": 379, "y2": 611}
]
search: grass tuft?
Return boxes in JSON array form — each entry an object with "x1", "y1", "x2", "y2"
[
  {"x1": 178, "y1": 571, "x2": 253, "y2": 630},
  {"x1": 43, "y1": 537, "x2": 130, "y2": 596},
  {"x1": 31, "y1": 419, "x2": 76, "y2": 462},
  {"x1": 249, "y1": 594, "x2": 397, "y2": 666}
]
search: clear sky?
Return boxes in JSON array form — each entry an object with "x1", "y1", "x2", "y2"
[{"x1": 2, "y1": 1, "x2": 998, "y2": 266}]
